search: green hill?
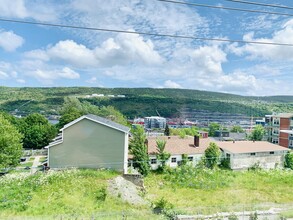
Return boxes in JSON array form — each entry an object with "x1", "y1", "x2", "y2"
[{"x1": 0, "y1": 87, "x2": 293, "y2": 118}]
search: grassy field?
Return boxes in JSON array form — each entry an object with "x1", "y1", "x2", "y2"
[
  {"x1": 144, "y1": 167, "x2": 293, "y2": 215},
  {"x1": 0, "y1": 169, "x2": 159, "y2": 220},
  {"x1": 1, "y1": 168, "x2": 293, "y2": 219}
]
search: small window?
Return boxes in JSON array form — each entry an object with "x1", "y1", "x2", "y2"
[
  {"x1": 188, "y1": 156, "x2": 193, "y2": 161},
  {"x1": 270, "y1": 151, "x2": 274, "y2": 155},
  {"x1": 250, "y1": 153, "x2": 256, "y2": 156},
  {"x1": 151, "y1": 159, "x2": 157, "y2": 164},
  {"x1": 171, "y1": 157, "x2": 177, "y2": 163}
]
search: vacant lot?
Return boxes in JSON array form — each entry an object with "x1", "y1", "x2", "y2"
[{"x1": 1, "y1": 168, "x2": 293, "y2": 219}]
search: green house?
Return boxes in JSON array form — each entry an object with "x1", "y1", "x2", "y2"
[{"x1": 46, "y1": 114, "x2": 130, "y2": 173}]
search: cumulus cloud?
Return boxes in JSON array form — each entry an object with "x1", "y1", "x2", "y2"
[
  {"x1": 229, "y1": 19, "x2": 293, "y2": 60},
  {"x1": 0, "y1": 30, "x2": 24, "y2": 52},
  {"x1": 25, "y1": 34, "x2": 163, "y2": 68}
]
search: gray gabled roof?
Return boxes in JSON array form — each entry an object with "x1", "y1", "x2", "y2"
[{"x1": 61, "y1": 114, "x2": 130, "y2": 133}]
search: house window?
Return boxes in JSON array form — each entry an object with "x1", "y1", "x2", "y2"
[
  {"x1": 151, "y1": 159, "x2": 157, "y2": 164},
  {"x1": 270, "y1": 151, "x2": 274, "y2": 155},
  {"x1": 171, "y1": 157, "x2": 177, "y2": 163},
  {"x1": 226, "y1": 153, "x2": 230, "y2": 159},
  {"x1": 250, "y1": 153, "x2": 256, "y2": 156},
  {"x1": 188, "y1": 156, "x2": 193, "y2": 161}
]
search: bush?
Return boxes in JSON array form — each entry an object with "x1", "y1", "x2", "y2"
[
  {"x1": 285, "y1": 152, "x2": 293, "y2": 169},
  {"x1": 220, "y1": 158, "x2": 231, "y2": 170},
  {"x1": 248, "y1": 162, "x2": 262, "y2": 171},
  {"x1": 152, "y1": 197, "x2": 174, "y2": 214},
  {"x1": 95, "y1": 187, "x2": 107, "y2": 202}
]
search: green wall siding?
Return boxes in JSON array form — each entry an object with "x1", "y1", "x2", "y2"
[{"x1": 49, "y1": 119, "x2": 126, "y2": 171}]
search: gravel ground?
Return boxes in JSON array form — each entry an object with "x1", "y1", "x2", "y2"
[{"x1": 108, "y1": 176, "x2": 148, "y2": 206}]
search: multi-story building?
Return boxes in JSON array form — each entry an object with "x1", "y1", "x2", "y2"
[
  {"x1": 265, "y1": 113, "x2": 293, "y2": 148},
  {"x1": 144, "y1": 116, "x2": 166, "y2": 130}
]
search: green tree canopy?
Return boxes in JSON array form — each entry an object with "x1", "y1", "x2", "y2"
[
  {"x1": 21, "y1": 113, "x2": 57, "y2": 149},
  {"x1": 57, "y1": 97, "x2": 128, "y2": 129},
  {"x1": 204, "y1": 142, "x2": 221, "y2": 169},
  {"x1": 249, "y1": 125, "x2": 265, "y2": 141},
  {"x1": 230, "y1": 125, "x2": 244, "y2": 133},
  {"x1": 208, "y1": 122, "x2": 220, "y2": 137},
  {"x1": 0, "y1": 115, "x2": 23, "y2": 168},
  {"x1": 129, "y1": 126, "x2": 150, "y2": 176},
  {"x1": 156, "y1": 139, "x2": 170, "y2": 171}
]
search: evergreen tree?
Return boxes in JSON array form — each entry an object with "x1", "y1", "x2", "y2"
[{"x1": 164, "y1": 124, "x2": 170, "y2": 136}]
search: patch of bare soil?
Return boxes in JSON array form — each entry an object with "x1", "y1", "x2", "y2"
[{"x1": 108, "y1": 176, "x2": 148, "y2": 206}]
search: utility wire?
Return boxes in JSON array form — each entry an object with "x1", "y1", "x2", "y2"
[
  {"x1": 157, "y1": 0, "x2": 293, "y2": 17},
  {"x1": 0, "y1": 18, "x2": 293, "y2": 47},
  {"x1": 223, "y1": 0, "x2": 293, "y2": 10}
]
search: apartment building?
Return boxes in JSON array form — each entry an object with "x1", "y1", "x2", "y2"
[
  {"x1": 144, "y1": 116, "x2": 166, "y2": 129},
  {"x1": 265, "y1": 113, "x2": 293, "y2": 148}
]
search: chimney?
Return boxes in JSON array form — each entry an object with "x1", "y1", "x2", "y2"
[{"x1": 194, "y1": 135, "x2": 200, "y2": 147}]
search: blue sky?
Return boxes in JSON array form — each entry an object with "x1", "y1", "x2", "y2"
[{"x1": 0, "y1": 0, "x2": 293, "y2": 96}]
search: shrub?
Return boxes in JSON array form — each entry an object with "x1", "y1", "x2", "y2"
[
  {"x1": 284, "y1": 152, "x2": 293, "y2": 169},
  {"x1": 220, "y1": 158, "x2": 231, "y2": 170},
  {"x1": 95, "y1": 187, "x2": 107, "y2": 202}
]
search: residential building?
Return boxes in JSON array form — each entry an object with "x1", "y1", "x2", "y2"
[
  {"x1": 46, "y1": 114, "x2": 130, "y2": 173},
  {"x1": 145, "y1": 136, "x2": 211, "y2": 170},
  {"x1": 144, "y1": 116, "x2": 166, "y2": 129},
  {"x1": 218, "y1": 141, "x2": 289, "y2": 170},
  {"x1": 265, "y1": 113, "x2": 293, "y2": 147}
]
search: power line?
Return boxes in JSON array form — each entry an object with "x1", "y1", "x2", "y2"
[
  {"x1": 0, "y1": 18, "x2": 293, "y2": 47},
  {"x1": 223, "y1": 0, "x2": 293, "y2": 10},
  {"x1": 157, "y1": 0, "x2": 293, "y2": 17}
]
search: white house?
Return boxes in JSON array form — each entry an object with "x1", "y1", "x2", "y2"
[
  {"x1": 217, "y1": 141, "x2": 289, "y2": 170},
  {"x1": 146, "y1": 136, "x2": 211, "y2": 170}
]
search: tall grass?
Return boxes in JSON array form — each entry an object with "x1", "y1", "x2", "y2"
[
  {"x1": 0, "y1": 169, "x2": 156, "y2": 219},
  {"x1": 145, "y1": 167, "x2": 293, "y2": 214}
]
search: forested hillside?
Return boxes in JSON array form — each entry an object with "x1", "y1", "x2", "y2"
[{"x1": 0, "y1": 87, "x2": 293, "y2": 118}]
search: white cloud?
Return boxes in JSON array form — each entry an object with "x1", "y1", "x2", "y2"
[
  {"x1": 229, "y1": 18, "x2": 293, "y2": 61},
  {"x1": 0, "y1": 0, "x2": 58, "y2": 21},
  {"x1": 29, "y1": 67, "x2": 80, "y2": 84},
  {"x1": 25, "y1": 34, "x2": 163, "y2": 68},
  {"x1": 0, "y1": 0, "x2": 27, "y2": 18},
  {"x1": 164, "y1": 80, "x2": 182, "y2": 89},
  {"x1": 0, "y1": 30, "x2": 24, "y2": 52}
]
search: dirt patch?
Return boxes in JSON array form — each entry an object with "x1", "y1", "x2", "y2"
[{"x1": 108, "y1": 176, "x2": 148, "y2": 206}]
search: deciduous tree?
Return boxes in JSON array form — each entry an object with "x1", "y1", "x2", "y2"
[
  {"x1": 156, "y1": 139, "x2": 170, "y2": 171},
  {"x1": 249, "y1": 125, "x2": 265, "y2": 141},
  {"x1": 0, "y1": 115, "x2": 23, "y2": 168},
  {"x1": 129, "y1": 126, "x2": 150, "y2": 176},
  {"x1": 204, "y1": 142, "x2": 221, "y2": 169}
]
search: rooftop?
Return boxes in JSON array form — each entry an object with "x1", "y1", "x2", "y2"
[
  {"x1": 147, "y1": 136, "x2": 211, "y2": 155},
  {"x1": 62, "y1": 114, "x2": 130, "y2": 133},
  {"x1": 217, "y1": 141, "x2": 289, "y2": 154}
]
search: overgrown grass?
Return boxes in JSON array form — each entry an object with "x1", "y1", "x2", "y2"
[
  {"x1": 1, "y1": 167, "x2": 293, "y2": 219},
  {"x1": 0, "y1": 169, "x2": 159, "y2": 219},
  {"x1": 19, "y1": 161, "x2": 33, "y2": 167},
  {"x1": 145, "y1": 167, "x2": 293, "y2": 215}
]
